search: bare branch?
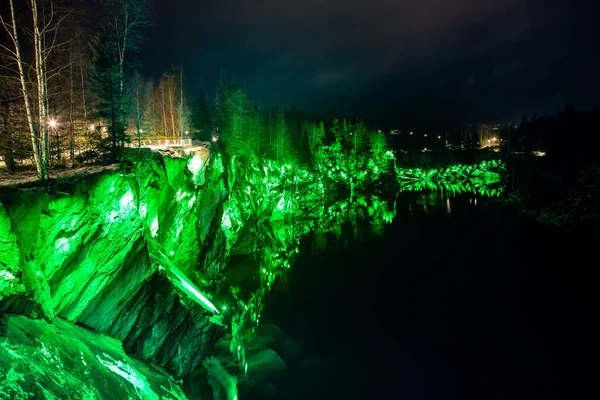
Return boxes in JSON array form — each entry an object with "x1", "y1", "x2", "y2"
[
  {"x1": 46, "y1": 63, "x2": 71, "y2": 81},
  {"x1": 42, "y1": 8, "x2": 73, "y2": 35},
  {"x1": 43, "y1": 38, "x2": 73, "y2": 62},
  {"x1": 0, "y1": 43, "x2": 19, "y2": 59},
  {"x1": 40, "y1": 0, "x2": 56, "y2": 32},
  {"x1": 0, "y1": 14, "x2": 18, "y2": 49},
  {"x1": 0, "y1": 68, "x2": 23, "y2": 79}
]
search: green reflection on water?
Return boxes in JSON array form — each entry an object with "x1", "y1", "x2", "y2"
[
  {"x1": 222, "y1": 159, "x2": 505, "y2": 371},
  {"x1": 396, "y1": 159, "x2": 506, "y2": 198}
]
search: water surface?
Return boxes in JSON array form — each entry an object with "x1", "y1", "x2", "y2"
[{"x1": 263, "y1": 191, "x2": 594, "y2": 400}]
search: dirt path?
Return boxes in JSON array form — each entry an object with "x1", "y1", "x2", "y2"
[{"x1": 0, "y1": 164, "x2": 120, "y2": 188}]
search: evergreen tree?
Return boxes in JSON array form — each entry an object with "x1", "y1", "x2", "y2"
[
  {"x1": 191, "y1": 81, "x2": 212, "y2": 140},
  {"x1": 90, "y1": 35, "x2": 127, "y2": 160},
  {"x1": 270, "y1": 106, "x2": 293, "y2": 162},
  {"x1": 331, "y1": 119, "x2": 342, "y2": 142},
  {"x1": 214, "y1": 70, "x2": 231, "y2": 141},
  {"x1": 308, "y1": 121, "x2": 325, "y2": 167}
]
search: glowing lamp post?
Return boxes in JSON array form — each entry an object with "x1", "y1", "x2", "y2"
[
  {"x1": 48, "y1": 119, "x2": 60, "y2": 161},
  {"x1": 212, "y1": 135, "x2": 218, "y2": 143}
]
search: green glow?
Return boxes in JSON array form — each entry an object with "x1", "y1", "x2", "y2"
[
  {"x1": 219, "y1": 155, "x2": 506, "y2": 374},
  {"x1": 119, "y1": 190, "x2": 134, "y2": 210},
  {"x1": 55, "y1": 238, "x2": 70, "y2": 253},
  {"x1": 396, "y1": 160, "x2": 505, "y2": 197},
  {"x1": 150, "y1": 217, "x2": 159, "y2": 237},
  {"x1": 178, "y1": 278, "x2": 219, "y2": 314},
  {"x1": 0, "y1": 145, "x2": 508, "y2": 393},
  {"x1": 97, "y1": 355, "x2": 158, "y2": 400},
  {"x1": 139, "y1": 204, "x2": 147, "y2": 218},
  {"x1": 187, "y1": 154, "x2": 204, "y2": 181},
  {"x1": 0, "y1": 270, "x2": 16, "y2": 281}
]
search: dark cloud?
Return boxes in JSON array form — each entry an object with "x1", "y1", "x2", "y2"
[{"x1": 141, "y1": 0, "x2": 599, "y2": 129}]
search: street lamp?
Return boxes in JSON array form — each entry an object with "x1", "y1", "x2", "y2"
[
  {"x1": 212, "y1": 135, "x2": 218, "y2": 142},
  {"x1": 48, "y1": 119, "x2": 59, "y2": 161}
]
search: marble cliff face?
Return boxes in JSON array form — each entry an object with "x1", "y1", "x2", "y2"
[{"x1": 1, "y1": 150, "x2": 229, "y2": 392}]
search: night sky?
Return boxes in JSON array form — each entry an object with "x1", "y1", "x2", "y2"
[{"x1": 140, "y1": 0, "x2": 599, "y2": 130}]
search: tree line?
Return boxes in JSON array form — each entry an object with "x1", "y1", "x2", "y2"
[
  {"x1": 0, "y1": 0, "x2": 159, "y2": 178},
  {"x1": 1, "y1": 0, "x2": 394, "y2": 181},
  {"x1": 206, "y1": 70, "x2": 393, "y2": 178}
]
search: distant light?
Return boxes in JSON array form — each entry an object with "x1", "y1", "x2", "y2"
[
  {"x1": 89, "y1": 124, "x2": 95, "y2": 131},
  {"x1": 139, "y1": 129, "x2": 144, "y2": 133},
  {"x1": 102, "y1": 127, "x2": 107, "y2": 132},
  {"x1": 185, "y1": 130, "x2": 189, "y2": 134},
  {"x1": 409, "y1": 132, "x2": 413, "y2": 135},
  {"x1": 48, "y1": 119, "x2": 57, "y2": 128},
  {"x1": 212, "y1": 135, "x2": 218, "y2": 142},
  {"x1": 424, "y1": 134, "x2": 428, "y2": 137},
  {"x1": 437, "y1": 135, "x2": 441, "y2": 139}
]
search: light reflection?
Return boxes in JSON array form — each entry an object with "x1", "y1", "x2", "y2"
[{"x1": 221, "y1": 157, "x2": 506, "y2": 373}]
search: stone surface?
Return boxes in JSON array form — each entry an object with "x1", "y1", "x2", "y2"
[
  {"x1": 0, "y1": 314, "x2": 188, "y2": 400},
  {"x1": 0, "y1": 149, "x2": 227, "y2": 379}
]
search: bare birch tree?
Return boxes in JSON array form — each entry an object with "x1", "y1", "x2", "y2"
[
  {"x1": 102, "y1": 0, "x2": 149, "y2": 114},
  {"x1": 1, "y1": 0, "x2": 71, "y2": 179}
]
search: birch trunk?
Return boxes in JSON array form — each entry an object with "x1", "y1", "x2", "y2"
[
  {"x1": 69, "y1": 51, "x2": 75, "y2": 164},
  {"x1": 32, "y1": 0, "x2": 49, "y2": 177},
  {"x1": 7, "y1": 0, "x2": 45, "y2": 178}
]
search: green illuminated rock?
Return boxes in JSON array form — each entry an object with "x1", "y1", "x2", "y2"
[
  {"x1": 0, "y1": 314, "x2": 187, "y2": 400},
  {"x1": 0, "y1": 149, "x2": 226, "y2": 378},
  {"x1": 0, "y1": 143, "x2": 507, "y2": 398},
  {"x1": 0, "y1": 202, "x2": 25, "y2": 301}
]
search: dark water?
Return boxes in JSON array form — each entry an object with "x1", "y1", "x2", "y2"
[{"x1": 263, "y1": 192, "x2": 596, "y2": 400}]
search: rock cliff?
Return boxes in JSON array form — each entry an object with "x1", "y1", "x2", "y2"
[{"x1": 0, "y1": 149, "x2": 229, "y2": 388}]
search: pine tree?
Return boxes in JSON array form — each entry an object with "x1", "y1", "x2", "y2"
[
  {"x1": 90, "y1": 35, "x2": 127, "y2": 160},
  {"x1": 191, "y1": 81, "x2": 212, "y2": 140},
  {"x1": 308, "y1": 121, "x2": 325, "y2": 167},
  {"x1": 214, "y1": 70, "x2": 231, "y2": 141}
]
